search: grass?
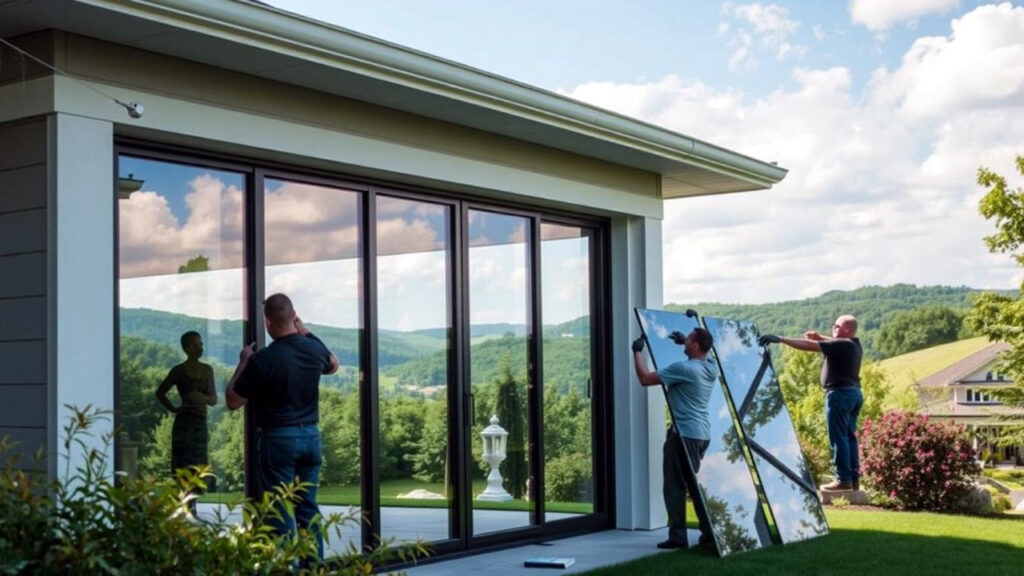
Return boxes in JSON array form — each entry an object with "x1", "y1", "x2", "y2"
[
  {"x1": 877, "y1": 337, "x2": 992, "y2": 409},
  {"x1": 581, "y1": 508, "x2": 1024, "y2": 576},
  {"x1": 199, "y1": 478, "x2": 593, "y2": 513}
]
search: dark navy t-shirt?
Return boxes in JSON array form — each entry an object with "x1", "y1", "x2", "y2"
[
  {"x1": 233, "y1": 333, "x2": 333, "y2": 428},
  {"x1": 819, "y1": 337, "x2": 862, "y2": 390}
]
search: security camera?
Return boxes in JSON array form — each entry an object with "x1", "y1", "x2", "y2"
[{"x1": 125, "y1": 102, "x2": 144, "y2": 119}]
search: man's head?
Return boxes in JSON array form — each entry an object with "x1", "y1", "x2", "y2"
[
  {"x1": 683, "y1": 327, "x2": 713, "y2": 359},
  {"x1": 832, "y1": 315, "x2": 857, "y2": 339},
  {"x1": 180, "y1": 330, "x2": 203, "y2": 358},
  {"x1": 264, "y1": 293, "x2": 297, "y2": 337}
]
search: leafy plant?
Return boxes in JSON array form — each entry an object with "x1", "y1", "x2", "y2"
[
  {"x1": 0, "y1": 405, "x2": 426, "y2": 575},
  {"x1": 830, "y1": 496, "x2": 850, "y2": 509},
  {"x1": 545, "y1": 452, "x2": 592, "y2": 502},
  {"x1": 859, "y1": 411, "x2": 980, "y2": 511}
]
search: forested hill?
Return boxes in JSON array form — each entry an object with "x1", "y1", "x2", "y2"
[{"x1": 667, "y1": 284, "x2": 1014, "y2": 359}]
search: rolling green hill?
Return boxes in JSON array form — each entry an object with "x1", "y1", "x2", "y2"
[
  {"x1": 668, "y1": 284, "x2": 1013, "y2": 359},
  {"x1": 877, "y1": 336, "x2": 994, "y2": 409}
]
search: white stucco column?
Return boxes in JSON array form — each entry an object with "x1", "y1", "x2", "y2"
[
  {"x1": 48, "y1": 113, "x2": 115, "y2": 479},
  {"x1": 611, "y1": 215, "x2": 666, "y2": 530}
]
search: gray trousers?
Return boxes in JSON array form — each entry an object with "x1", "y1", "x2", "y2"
[{"x1": 664, "y1": 430, "x2": 712, "y2": 543}]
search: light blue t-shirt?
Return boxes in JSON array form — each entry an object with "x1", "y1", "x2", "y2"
[{"x1": 657, "y1": 357, "x2": 718, "y2": 441}]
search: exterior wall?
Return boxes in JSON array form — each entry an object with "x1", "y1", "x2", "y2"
[
  {"x1": 43, "y1": 32, "x2": 662, "y2": 220},
  {"x1": 0, "y1": 118, "x2": 49, "y2": 472},
  {"x1": 610, "y1": 215, "x2": 665, "y2": 530}
]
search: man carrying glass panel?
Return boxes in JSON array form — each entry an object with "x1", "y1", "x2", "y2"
[
  {"x1": 759, "y1": 315, "x2": 863, "y2": 492},
  {"x1": 225, "y1": 293, "x2": 340, "y2": 561},
  {"x1": 632, "y1": 328, "x2": 717, "y2": 550}
]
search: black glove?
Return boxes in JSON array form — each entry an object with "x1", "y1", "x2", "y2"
[
  {"x1": 685, "y1": 309, "x2": 697, "y2": 318},
  {"x1": 631, "y1": 337, "x2": 645, "y2": 353},
  {"x1": 669, "y1": 331, "x2": 686, "y2": 345},
  {"x1": 758, "y1": 334, "x2": 781, "y2": 346}
]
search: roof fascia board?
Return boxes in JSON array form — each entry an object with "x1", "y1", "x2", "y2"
[{"x1": 76, "y1": 0, "x2": 787, "y2": 189}]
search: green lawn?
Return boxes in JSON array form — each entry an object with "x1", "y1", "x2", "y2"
[
  {"x1": 878, "y1": 337, "x2": 992, "y2": 409},
  {"x1": 581, "y1": 508, "x2": 1024, "y2": 576},
  {"x1": 199, "y1": 478, "x2": 593, "y2": 514}
]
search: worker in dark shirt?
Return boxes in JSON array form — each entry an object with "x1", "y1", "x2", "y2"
[
  {"x1": 226, "y1": 293, "x2": 339, "y2": 560},
  {"x1": 759, "y1": 314, "x2": 863, "y2": 491}
]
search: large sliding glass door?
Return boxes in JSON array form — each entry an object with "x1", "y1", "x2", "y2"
[{"x1": 116, "y1": 146, "x2": 609, "y2": 558}]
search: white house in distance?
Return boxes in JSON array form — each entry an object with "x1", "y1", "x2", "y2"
[
  {"x1": 917, "y1": 342, "x2": 1024, "y2": 465},
  {"x1": 0, "y1": 0, "x2": 786, "y2": 561}
]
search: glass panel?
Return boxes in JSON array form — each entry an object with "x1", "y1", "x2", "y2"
[
  {"x1": 468, "y1": 209, "x2": 532, "y2": 535},
  {"x1": 264, "y1": 178, "x2": 363, "y2": 550},
  {"x1": 702, "y1": 316, "x2": 829, "y2": 544},
  {"x1": 541, "y1": 223, "x2": 594, "y2": 518},
  {"x1": 375, "y1": 195, "x2": 453, "y2": 543},
  {"x1": 117, "y1": 155, "x2": 245, "y2": 518},
  {"x1": 634, "y1": 308, "x2": 772, "y2": 556}
]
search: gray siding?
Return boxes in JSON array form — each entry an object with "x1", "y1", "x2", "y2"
[{"x1": 0, "y1": 118, "x2": 48, "y2": 472}]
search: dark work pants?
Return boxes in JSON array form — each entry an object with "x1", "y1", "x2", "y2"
[
  {"x1": 664, "y1": 430, "x2": 712, "y2": 544},
  {"x1": 825, "y1": 387, "x2": 863, "y2": 484},
  {"x1": 257, "y1": 425, "x2": 324, "y2": 560}
]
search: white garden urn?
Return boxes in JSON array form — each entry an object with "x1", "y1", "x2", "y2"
[{"x1": 477, "y1": 414, "x2": 513, "y2": 501}]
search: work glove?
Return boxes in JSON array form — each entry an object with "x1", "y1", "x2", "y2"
[
  {"x1": 758, "y1": 334, "x2": 781, "y2": 346},
  {"x1": 631, "y1": 337, "x2": 645, "y2": 353},
  {"x1": 669, "y1": 331, "x2": 686, "y2": 345}
]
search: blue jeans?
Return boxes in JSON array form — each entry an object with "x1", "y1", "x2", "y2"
[
  {"x1": 257, "y1": 425, "x2": 323, "y2": 560},
  {"x1": 825, "y1": 387, "x2": 863, "y2": 484}
]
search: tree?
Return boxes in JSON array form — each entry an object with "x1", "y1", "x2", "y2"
[
  {"x1": 876, "y1": 306, "x2": 963, "y2": 358},
  {"x1": 178, "y1": 254, "x2": 210, "y2": 274},
  {"x1": 493, "y1": 361, "x2": 527, "y2": 499},
  {"x1": 967, "y1": 155, "x2": 1024, "y2": 450}
]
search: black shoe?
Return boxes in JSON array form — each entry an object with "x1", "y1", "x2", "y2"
[
  {"x1": 657, "y1": 539, "x2": 688, "y2": 550},
  {"x1": 698, "y1": 534, "x2": 715, "y2": 546}
]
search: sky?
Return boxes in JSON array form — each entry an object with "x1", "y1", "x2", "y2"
[{"x1": 264, "y1": 0, "x2": 1024, "y2": 305}]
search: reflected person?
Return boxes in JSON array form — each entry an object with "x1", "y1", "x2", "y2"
[
  {"x1": 632, "y1": 328, "x2": 717, "y2": 549},
  {"x1": 226, "y1": 293, "x2": 340, "y2": 561},
  {"x1": 155, "y1": 331, "x2": 217, "y2": 484},
  {"x1": 759, "y1": 315, "x2": 863, "y2": 491}
]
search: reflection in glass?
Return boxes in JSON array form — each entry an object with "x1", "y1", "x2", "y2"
[
  {"x1": 702, "y1": 317, "x2": 828, "y2": 544},
  {"x1": 117, "y1": 155, "x2": 245, "y2": 514},
  {"x1": 264, "y1": 178, "x2": 363, "y2": 547},
  {"x1": 375, "y1": 195, "x2": 452, "y2": 543},
  {"x1": 635, "y1": 309, "x2": 772, "y2": 556},
  {"x1": 541, "y1": 224, "x2": 594, "y2": 517},
  {"x1": 469, "y1": 210, "x2": 532, "y2": 535}
]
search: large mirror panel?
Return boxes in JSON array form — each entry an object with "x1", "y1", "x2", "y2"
[
  {"x1": 635, "y1": 309, "x2": 772, "y2": 556},
  {"x1": 702, "y1": 316, "x2": 828, "y2": 544}
]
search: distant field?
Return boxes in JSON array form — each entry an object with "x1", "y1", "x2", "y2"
[{"x1": 878, "y1": 337, "x2": 993, "y2": 409}]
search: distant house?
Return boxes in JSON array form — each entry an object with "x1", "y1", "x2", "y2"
[{"x1": 917, "y1": 343, "x2": 1024, "y2": 465}]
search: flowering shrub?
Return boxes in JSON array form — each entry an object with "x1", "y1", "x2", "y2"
[{"x1": 860, "y1": 411, "x2": 980, "y2": 511}]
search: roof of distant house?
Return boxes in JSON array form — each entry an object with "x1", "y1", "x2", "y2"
[{"x1": 917, "y1": 342, "x2": 1011, "y2": 388}]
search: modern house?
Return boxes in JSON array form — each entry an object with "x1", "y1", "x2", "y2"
[
  {"x1": 0, "y1": 0, "x2": 786, "y2": 561},
  {"x1": 917, "y1": 342, "x2": 1024, "y2": 465}
]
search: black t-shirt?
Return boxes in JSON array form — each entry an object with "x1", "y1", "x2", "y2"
[
  {"x1": 819, "y1": 337, "x2": 862, "y2": 389},
  {"x1": 233, "y1": 333, "x2": 333, "y2": 428}
]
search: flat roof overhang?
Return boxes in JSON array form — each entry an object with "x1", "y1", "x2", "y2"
[{"x1": 0, "y1": 0, "x2": 787, "y2": 198}]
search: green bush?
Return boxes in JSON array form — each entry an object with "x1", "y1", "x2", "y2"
[
  {"x1": 982, "y1": 486, "x2": 1013, "y2": 513},
  {"x1": 0, "y1": 406, "x2": 425, "y2": 575},
  {"x1": 545, "y1": 452, "x2": 592, "y2": 503}
]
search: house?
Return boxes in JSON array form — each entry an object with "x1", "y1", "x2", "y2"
[
  {"x1": 0, "y1": 0, "x2": 786, "y2": 561},
  {"x1": 917, "y1": 342, "x2": 1024, "y2": 465}
]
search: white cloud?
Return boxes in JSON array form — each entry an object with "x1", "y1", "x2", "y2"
[
  {"x1": 562, "y1": 4, "x2": 1024, "y2": 304},
  {"x1": 850, "y1": 0, "x2": 960, "y2": 31},
  {"x1": 721, "y1": 3, "x2": 805, "y2": 69}
]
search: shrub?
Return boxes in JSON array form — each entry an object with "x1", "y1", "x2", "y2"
[
  {"x1": 982, "y1": 486, "x2": 1013, "y2": 513},
  {"x1": 0, "y1": 405, "x2": 425, "y2": 575},
  {"x1": 545, "y1": 452, "x2": 592, "y2": 503},
  {"x1": 859, "y1": 410, "x2": 980, "y2": 511}
]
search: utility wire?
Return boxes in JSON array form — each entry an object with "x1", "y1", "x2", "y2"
[{"x1": 0, "y1": 36, "x2": 142, "y2": 117}]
